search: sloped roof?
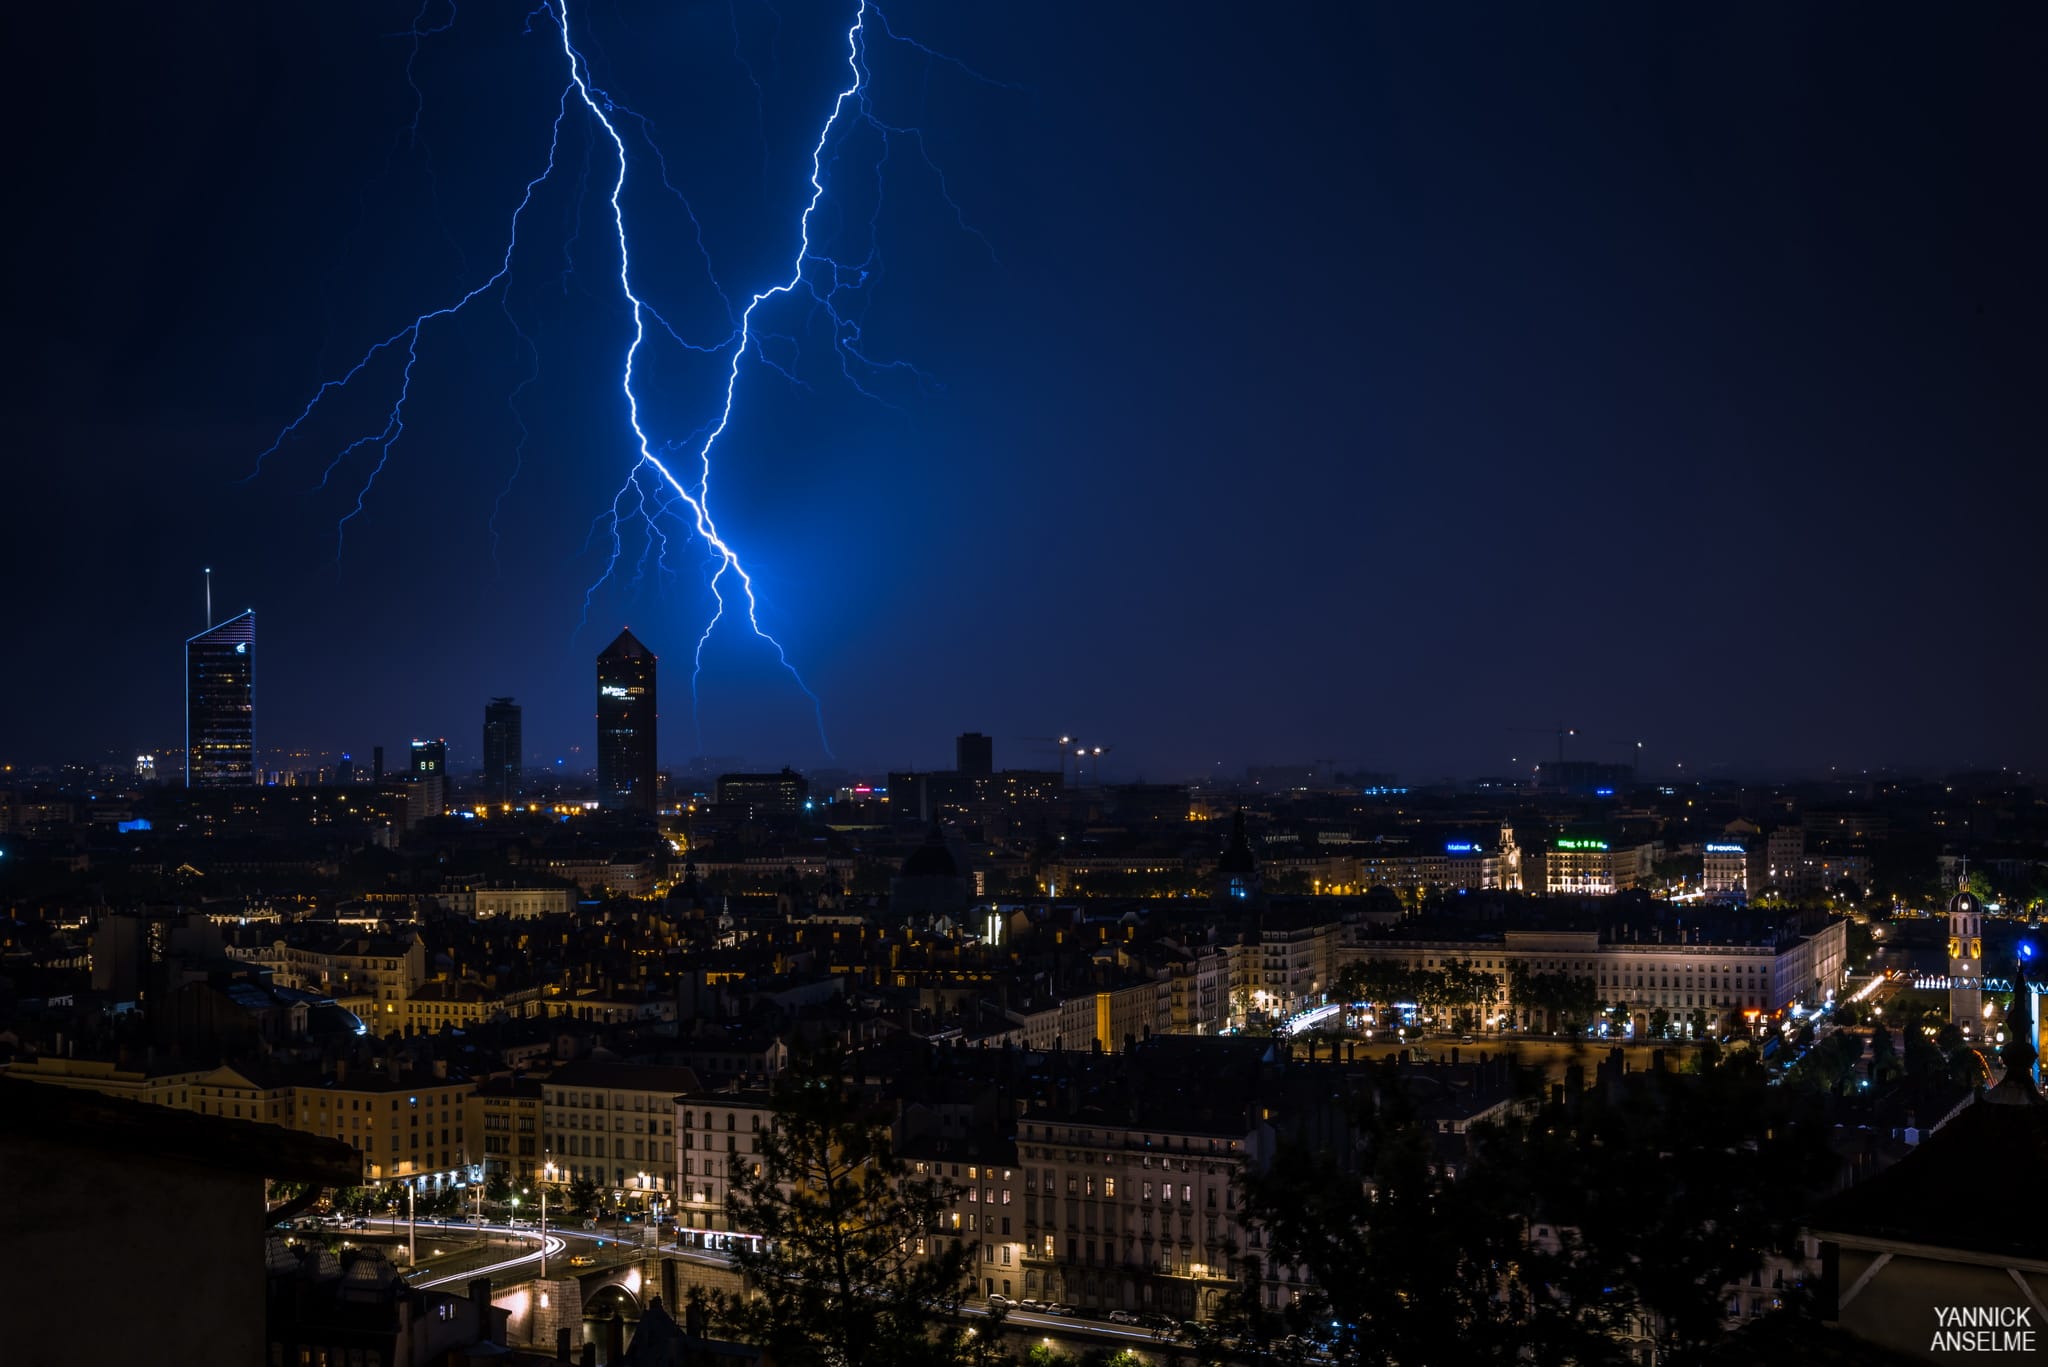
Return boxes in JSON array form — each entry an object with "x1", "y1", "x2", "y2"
[
  {"x1": 601, "y1": 628, "x2": 655, "y2": 660},
  {"x1": 0, "y1": 1077, "x2": 359, "y2": 1186},
  {"x1": 1808, "y1": 1094, "x2": 2048, "y2": 1259}
]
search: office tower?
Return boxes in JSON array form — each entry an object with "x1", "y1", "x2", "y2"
[
  {"x1": 597, "y1": 628, "x2": 657, "y2": 813},
  {"x1": 410, "y1": 738, "x2": 447, "y2": 779},
  {"x1": 483, "y1": 697, "x2": 522, "y2": 801},
  {"x1": 185, "y1": 610, "x2": 255, "y2": 788},
  {"x1": 956, "y1": 731, "x2": 994, "y2": 776},
  {"x1": 372, "y1": 745, "x2": 385, "y2": 782},
  {"x1": 715, "y1": 768, "x2": 810, "y2": 815},
  {"x1": 410, "y1": 738, "x2": 447, "y2": 819},
  {"x1": 335, "y1": 754, "x2": 354, "y2": 786}
]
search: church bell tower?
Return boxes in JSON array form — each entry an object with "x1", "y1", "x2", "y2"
[{"x1": 1947, "y1": 888, "x2": 1984, "y2": 1038}]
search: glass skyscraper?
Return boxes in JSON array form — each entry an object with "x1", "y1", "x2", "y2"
[
  {"x1": 186, "y1": 610, "x2": 255, "y2": 787},
  {"x1": 483, "y1": 697, "x2": 522, "y2": 802},
  {"x1": 597, "y1": 628, "x2": 657, "y2": 812}
]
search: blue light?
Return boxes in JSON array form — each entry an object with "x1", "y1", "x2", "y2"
[
  {"x1": 2021, "y1": 941, "x2": 2038, "y2": 962},
  {"x1": 117, "y1": 818, "x2": 152, "y2": 834},
  {"x1": 240, "y1": 0, "x2": 1005, "y2": 757},
  {"x1": 1445, "y1": 842, "x2": 1474, "y2": 854},
  {"x1": 1594, "y1": 787, "x2": 1615, "y2": 797}
]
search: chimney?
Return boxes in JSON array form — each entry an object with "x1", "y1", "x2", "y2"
[{"x1": 468, "y1": 1278, "x2": 496, "y2": 1343}]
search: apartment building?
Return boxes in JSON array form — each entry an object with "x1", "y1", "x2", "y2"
[
  {"x1": 907, "y1": 1138, "x2": 1026, "y2": 1304},
  {"x1": 1013, "y1": 1100, "x2": 1270, "y2": 1322},
  {"x1": 673, "y1": 1087, "x2": 777, "y2": 1246},
  {"x1": 546, "y1": 1061, "x2": 692, "y2": 1206},
  {"x1": 291, "y1": 1064, "x2": 473, "y2": 1186},
  {"x1": 468, "y1": 1075, "x2": 545, "y2": 1186}
]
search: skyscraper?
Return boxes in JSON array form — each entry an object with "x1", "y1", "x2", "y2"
[
  {"x1": 410, "y1": 737, "x2": 448, "y2": 820},
  {"x1": 956, "y1": 731, "x2": 994, "y2": 776},
  {"x1": 597, "y1": 628, "x2": 657, "y2": 813},
  {"x1": 410, "y1": 738, "x2": 447, "y2": 780},
  {"x1": 186, "y1": 610, "x2": 255, "y2": 788},
  {"x1": 483, "y1": 697, "x2": 522, "y2": 801}
]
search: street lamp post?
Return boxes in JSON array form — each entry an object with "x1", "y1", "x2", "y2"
[
  {"x1": 407, "y1": 1180, "x2": 416, "y2": 1267},
  {"x1": 541, "y1": 1159, "x2": 556, "y2": 1278}
]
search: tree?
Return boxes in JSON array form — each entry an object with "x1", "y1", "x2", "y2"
[
  {"x1": 1517, "y1": 1049, "x2": 1838, "y2": 1366},
  {"x1": 568, "y1": 1175, "x2": 603, "y2": 1218},
  {"x1": 714, "y1": 1053, "x2": 992, "y2": 1367},
  {"x1": 1868, "y1": 1022, "x2": 1898, "y2": 1085},
  {"x1": 1221, "y1": 1060, "x2": 1630, "y2": 1366}
]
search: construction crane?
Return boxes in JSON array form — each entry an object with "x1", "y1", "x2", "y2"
[
  {"x1": 1508, "y1": 724, "x2": 1576, "y2": 767},
  {"x1": 1022, "y1": 735, "x2": 1082, "y2": 786},
  {"x1": 1076, "y1": 744, "x2": 1113, "y2": 787}
]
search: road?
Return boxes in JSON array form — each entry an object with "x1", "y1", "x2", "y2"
[
  {"x1": 963, "y1": 1303, "x2": 1176, "y2": 1347},
  {"x1": 331, "y1": 1217, "x2": 629, "y2": 1289},
  {"x1": 368, "y1": 1219, "x2": 1182, "y2": 1349}
]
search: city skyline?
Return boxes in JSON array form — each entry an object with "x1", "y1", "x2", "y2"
[
  {"x1": 6, "y1": 2, "x2": 2044, "y2": 780},
  {"x1": 3, "y1": 5, "x2": 2041, "y2": 1363}
]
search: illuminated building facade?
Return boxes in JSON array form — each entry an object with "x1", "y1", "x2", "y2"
[
  {"x1": 410, "y1": 737, "x2": 447, "y2": 819},
  {"x1": 1702, "y1": 840, "x2": 1750, "y2": 899},
  {"x1": 597, "y1": 628, "x2": 658, "y2": 812},
  {"x1": 1948, "y1": 888, "x2": 1984, "y2": 1036},
  {"x1": 185, "y1": 609, "x2": 255, "y2": 788}
]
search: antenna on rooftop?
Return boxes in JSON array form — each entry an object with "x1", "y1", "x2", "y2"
[{"x1": 204, "y1": 567, "x2": 213, "y2": 628}]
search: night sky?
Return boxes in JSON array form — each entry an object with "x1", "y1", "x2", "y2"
[{"x1": 8, "y1": 2, "x2": 2044, "y2": 781}]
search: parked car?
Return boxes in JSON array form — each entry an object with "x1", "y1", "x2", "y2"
[
  {"x1": 1106, "y1": 1310, "x2": 1138, "y2": 1324},
  {"x1": 1045, "y1": 1303, "x2": 1074, "y2": 1316},
  {"x1": 987, "y1": 1293, "x2": 1016, "y2": 1309},
  {"x1": 1017, "y1": 1299, "x2": 1045, "y2": 1313}
]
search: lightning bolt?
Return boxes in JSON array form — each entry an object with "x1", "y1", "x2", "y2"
[{"x1": 246, "y1": 0, "x2": 1010, "y2": 761}]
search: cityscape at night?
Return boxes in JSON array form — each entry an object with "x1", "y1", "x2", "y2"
[{"x1": 4, "y1": 1, "x2": 2044, "y2": 1365}]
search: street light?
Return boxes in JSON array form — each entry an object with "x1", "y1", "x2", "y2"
[{"x1": 541, "y1": 1159, "x2": 556, "y2": 1278}]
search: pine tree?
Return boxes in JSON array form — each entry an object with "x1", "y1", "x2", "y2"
[{"x1": 715, "y1": 1055, "x2": 997, "y2": 1367}]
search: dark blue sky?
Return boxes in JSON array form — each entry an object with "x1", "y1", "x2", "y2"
[{"x1": 7, "y1": 2, "x2": 2043, "y2": 781}]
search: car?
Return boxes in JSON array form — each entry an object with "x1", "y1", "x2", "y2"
[
  {"x1": 1045, "y1": 1303, "x2": 1074, "y2": 1316},
  {"x1": 1017, "y1": 1299, "x2": 1045, "y2": 1313},
  {"x1": 1106, "y1": 1310, "x2": 1138, "y2": 1324},
  {"x1": 567, "y1": 1254, "x2": 596, "y2": 1267},
  {"x1": 349, "y1": 1218, "x2": 368, "y2": 1229},
  {"x1": 987, "y1": 1293, "x2": 1016, "y2": 1309}
]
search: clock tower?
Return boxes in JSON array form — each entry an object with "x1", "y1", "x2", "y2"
[{"x1": 1947, "y1": 888, "x2": 1984, "y2": 1037}]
